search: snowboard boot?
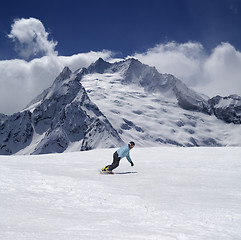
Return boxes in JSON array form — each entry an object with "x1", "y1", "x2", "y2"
[
  {"x1": 102, "y1": 166, "x2": 113, "y2": 174},
  {"x1": 102, "y1": 166, "x2": 109, "y2": 172}
]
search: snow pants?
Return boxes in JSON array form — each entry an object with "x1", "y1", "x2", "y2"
[{"x1": 107, "y1": 151, "x2": 120, "y2": 171}]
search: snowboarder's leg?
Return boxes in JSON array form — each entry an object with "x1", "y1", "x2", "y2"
[{"x1": 108, "y1": 151, "x2": 120, "y2": 171}]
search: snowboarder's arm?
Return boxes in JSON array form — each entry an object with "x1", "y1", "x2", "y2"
[{"x1": 126, "y1": 153, "x2": 134, "y2": 166}]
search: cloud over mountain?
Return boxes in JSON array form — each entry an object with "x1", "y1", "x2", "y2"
[
  {"x1": 8, "y1": 17, "x2": 58, "y2": 59},
  {"x1": 133, "y1": 42, "x2": 241, "y2": 97}
]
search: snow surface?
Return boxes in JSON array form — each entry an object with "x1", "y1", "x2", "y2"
[{"x1": 1, "y1": 147, "x2": 241, "y2": 239}]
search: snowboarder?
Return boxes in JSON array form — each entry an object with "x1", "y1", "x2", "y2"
[{"x1": 102, "y1": 141, "x2": 135, "y2": 173}]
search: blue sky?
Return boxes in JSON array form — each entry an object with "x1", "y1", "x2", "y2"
[
  {"x1": 0, "y1": 0, "x2": 241, "y2": 114},
  {"x1": 0, "y1": 0, "x2": 241, "y2": 60}
]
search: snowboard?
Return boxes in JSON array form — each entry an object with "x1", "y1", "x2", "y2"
[{"x1": 100, "y1": 170, "x2": 114, "y2": 175}]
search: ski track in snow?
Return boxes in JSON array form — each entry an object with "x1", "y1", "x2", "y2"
[{"x1": 0, "y1": 147, "x2": 241, "y2": 239}]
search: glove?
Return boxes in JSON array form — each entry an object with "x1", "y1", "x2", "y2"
[{"x1": 131, "y1": 162, "x2": 134, "y2": 166}]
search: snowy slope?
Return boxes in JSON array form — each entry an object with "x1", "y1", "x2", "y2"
[
  {"x1": 80, "y1": 69, "x2": 241, "y2": 147},
  {"x1": 0, "y1": 147, "x2": 241, "y2": 240}
]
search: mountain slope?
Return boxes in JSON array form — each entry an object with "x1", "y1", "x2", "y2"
[{"x1": 0, "y1": 111, "x2": 33, "y2": 154}]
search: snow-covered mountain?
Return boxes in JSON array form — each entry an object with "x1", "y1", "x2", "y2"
[
  {"x1": 78, "y1": 58, "x2": 241, "y2": 147},
  {"x1": 0, "y1": 66, "x2": 123, "y2": 155},
  {"x1": 0, "y1": 58, "x2": 241, "y2": 155}
]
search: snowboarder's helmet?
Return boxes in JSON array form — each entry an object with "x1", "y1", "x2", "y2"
[{"x1": 129, "y1": 141, "x2": 135, "y2": 146}]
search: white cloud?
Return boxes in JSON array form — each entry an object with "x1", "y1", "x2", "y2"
[
  {"x1": 8, "y1": 17, "x2": 58, "y2": 59},
  {"x1": 133, "y1": 42, "x2": 205, "y2": 85},
  {"x1": 201, "y1": 43, "x2": 241, "y2": 97},
  {"x1": 133, "y1": 42, "x2": 241, "y2": 97},
  {"x1": 0, "y1": 50, "x2": 113, "y2": 114}
]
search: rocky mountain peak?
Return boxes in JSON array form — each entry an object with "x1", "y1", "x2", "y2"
[
  {"x1": 87, "y1": 57, "x2": 111, "y2": 74},
  {"x1": 55, "y1": 66, "x2": 72, "y2": 82}
]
